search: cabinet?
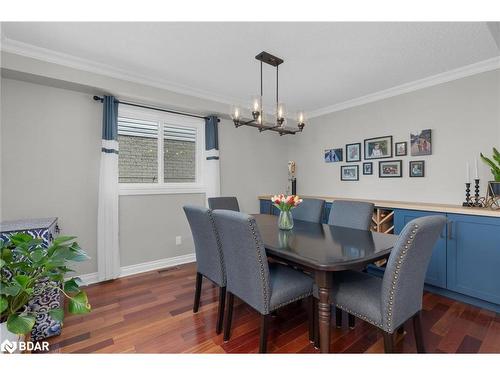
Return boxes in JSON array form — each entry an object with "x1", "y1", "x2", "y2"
[
  {"x1": 394, "y1": 209, "x2": 500, "y2": 309},
  {"x1": 394, "y1": 209, "x2": 447, "y2": 288},
  {"x1": 446, "y1": 214, "x2": 500, "y2": 305}
]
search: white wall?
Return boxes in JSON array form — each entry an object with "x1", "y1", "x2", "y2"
[{"x1": 287, "y1": 69, "x2": 500, "y2": 204}]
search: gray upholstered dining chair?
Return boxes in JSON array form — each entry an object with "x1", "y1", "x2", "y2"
[
  {"x1": 208, "y1": 196, "x2": 240, "y2": 211},
  {"x1": 213, "y1": 209, "x2": 315, "y2": 353},
  {"x1": 316, "y1": 215, "x2": 446, "y2": 353},
  {"x1": 183, "y1": 205, "x2": 226, "y2": 335},
  {"x1": 292, "y1": 198, "x2": 326, "y2": 223},
  {"x1": 327, "y1": 199, "x2": 375, "y2": 329},
  {"x1": 328, "y1": 200, "x2": 374, "y2": 230}
]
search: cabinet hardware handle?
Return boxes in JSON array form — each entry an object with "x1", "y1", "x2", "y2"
[{"x1": 448, "y1": 221, "x2": 453, "y2": 240}]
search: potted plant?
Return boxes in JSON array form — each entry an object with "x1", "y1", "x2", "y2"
[
  {"x1": 271, "y1": 194, "x2": 303, "y2": 230},
  {"x1": 1, "y1": 233, "x2": 91, "y2": 353},
  {"x1": 480, "y1": 147, "x2": 500, "y2": 197}
]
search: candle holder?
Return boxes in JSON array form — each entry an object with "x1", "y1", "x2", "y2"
[
  {"x1": 473, "y1": 179, "x2": 483, "y2": 207},
  {"x1": 462, "y1": 182, "x2": 471, "y2": 207}
]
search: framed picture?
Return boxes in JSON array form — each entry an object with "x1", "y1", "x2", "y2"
[
  {"x1": 324, "y1": 148, "x2": 343, "y2": 163},
  {"x1": 379, "y1": 160, "x2": 402, "y2": 178},
  {"x1": 363, "y1": 162, "x2": 373, "y2": 175},
  {"x1": 364, "y1": 135, "x2": 393, "y2": 160},
  {"x1": 410, "y1": 129, "x2": 432, "y2": 156},
  {"x1": 409, "y1": 160, "x2": 425, "y2": 177},
  {"x1": 341, "y1": 165, "x2": 359, "y2": 181},
  {"x1": 395, "y1": 141, "x2": 407, "y2": 156},
  {"x1": 345, "y1": 143, "x2": 361, "y2": 162}
]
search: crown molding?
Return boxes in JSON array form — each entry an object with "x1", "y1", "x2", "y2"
[
  {"x1": 307, "y1": 56, "x2": 500, "y2": 119},
  {"x1": 2, "y1": 36, "x2": 499, "y2": 119},
  {"x1": 0, "y1": 36, "x2": 237, "y2": 106}
]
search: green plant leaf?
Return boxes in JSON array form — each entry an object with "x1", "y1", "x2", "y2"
[
  {"x1": 2, "y1": 284, "x2": 21, "y2": 296},
  {"x1": 13, "y1": 275, "x2": 31, "y2": 289},
  {"x1": 68, "y1": 291, "x2": 91, "y2": 314},
  {"x1": 48, "y1": 308, "x2": 65, "y2": 322},
  {"x1": 64, "y1": 279, "x2": 81, "y2": 293},
  {"x1": 30, "y1": 249, "x2": 46, "y2": 263},
  {"x1": 0, "y1": 258, "x2": 5, "y2": 268},
  {"x1": 0, "y1": 296, "x2": 7, "y2": 313},
  {"x1": 53, "y1": 236, "x2": 77, "y2": 245},
  {"x1": 6, "y1": 313, "x2": 36, "y2": 335}
]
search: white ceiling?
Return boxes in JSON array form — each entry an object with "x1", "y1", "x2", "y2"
[{"x1": 1, "y1": 22, "x2": 499, "y2": 115}]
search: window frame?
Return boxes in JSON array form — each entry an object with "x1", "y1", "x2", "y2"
[{"x1": 117, "y1": 105, "x2": 206, "y2": 196}]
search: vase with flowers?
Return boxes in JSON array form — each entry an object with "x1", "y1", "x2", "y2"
[{"x1": 271, "y1": 194, "x2": 303, "y2": 230}]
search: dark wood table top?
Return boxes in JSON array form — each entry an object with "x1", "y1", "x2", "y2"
[{"x1": 253, "y1": 214, "x2": 398, "y2": 271}]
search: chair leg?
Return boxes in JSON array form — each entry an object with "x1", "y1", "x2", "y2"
[
  {"x1": 413, "y1": 312, "x2": 426, "y2": 353},
  {"x1": 259, "y1": 314, "x2": 270, "y2": 353},
  {"x1": 216, "y1": 286, "x2": 226, "y2": 335},
  {"x1": 348, "y1": 313, "x2": 355, "y2": 329},
  {"x1": 335, "y1": 307, "x2": 342, "y2": 328},
  {"x1": 308, "y1": 296, "x2": 315, "y2": 342},
  {"x1": 193, "y1": 272, "x2": 203, "y2": 313},
  {"x1": 313, "y1": 300, "x2": 319, "y2": 348},
  {"x1": 223, "y1": 292, "x2": 234, "y2": 342},
  {"x1": 383, "y1": 332, "x2": 395, "y2": 353}
]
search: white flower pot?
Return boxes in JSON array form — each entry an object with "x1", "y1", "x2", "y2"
[{"x1": 0, "y1": 321, "x2": 25, "y2": 354}]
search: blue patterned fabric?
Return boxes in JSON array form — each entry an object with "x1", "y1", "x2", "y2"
[
  {"x1": 292, "y1": 198, "x2": 325, "y2": 223},
  {"x1": 213, "y1": 210, "x2": 313, "y2": 314},
  {"x1": 328, "y1": 200, "x2": 374, "y2": 230},
  {"x1": 183, "y1": 205, "x2": 225, "y2": 286}
]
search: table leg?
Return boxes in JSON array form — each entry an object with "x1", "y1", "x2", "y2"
[{"x1": 315, "y1": 270, "x2": 332, "y2": 353}]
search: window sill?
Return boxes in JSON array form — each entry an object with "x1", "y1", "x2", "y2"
[{"x1": 119, "y1": 184, "x2": 206, "y2": 196}]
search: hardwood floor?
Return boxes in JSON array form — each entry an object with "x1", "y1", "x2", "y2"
[{"x1": 46, "y1": 263, "x2": 500, "y2": 353}]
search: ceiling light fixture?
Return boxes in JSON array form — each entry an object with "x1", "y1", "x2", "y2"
[{"x1": 231, "y1": 51, "x2": 305, "y2": 136}]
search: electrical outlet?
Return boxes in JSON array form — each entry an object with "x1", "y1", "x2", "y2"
[{"x1": 175, "y1": 236, "x2": 182, "y2": 245}]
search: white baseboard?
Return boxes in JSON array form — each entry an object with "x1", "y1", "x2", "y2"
[{"x1": 76, "y1": 253, "x2": 196, "y2": 285}]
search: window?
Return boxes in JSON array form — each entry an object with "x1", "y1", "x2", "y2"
[{"x1": 118, "y1": 106, "x2": 205, "y2": 195}]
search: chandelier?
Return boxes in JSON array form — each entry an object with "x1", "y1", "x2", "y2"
[{"x1": 231, "y1": 51, "x2": 305, "y2": 136}]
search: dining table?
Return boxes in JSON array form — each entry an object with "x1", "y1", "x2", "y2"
[{"x1": 252, "y1": 213, "x2": 399, "y2": 353}]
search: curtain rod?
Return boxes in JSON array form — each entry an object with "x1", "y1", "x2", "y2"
[{"x1": 92, "y1": 96, "x2": 219, "y2": 122}]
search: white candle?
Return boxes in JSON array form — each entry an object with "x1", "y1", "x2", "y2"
[
  {"x1": 474, "y1": 158, "x2": 479, "y2": 179},
  {"x1": 466, "y1": 162, "x2": 470, "y2": 182}
]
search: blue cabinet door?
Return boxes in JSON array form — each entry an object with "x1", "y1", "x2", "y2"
[
  {"x1": 260, "y1": 199, "x2": 272, "y2": 214},
  {"x1": 323, "y1": 202, "x2": 332, "y2": 224},
  {"x1": 394, "y1": 209, "x2": 447, "y2": 288},
  {"x1": 447, "y1": 214, "x2": 500, "y2": 305}
]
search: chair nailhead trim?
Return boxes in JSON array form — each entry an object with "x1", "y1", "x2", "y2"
[
  {"x1": 383, "y1": 222, "x2": 419, "y2": 333},
  {"x1": 248, "y1": 218, "x2": 270, "y2": 314},
  {"x1": 207, "y1": 209, "x2": 226, "y2": 285}
]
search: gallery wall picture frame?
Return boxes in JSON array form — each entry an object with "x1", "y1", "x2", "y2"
[
  {"x1": 409, "y1": 160, "x2": 425, "y2": 177},
  {"x1": 395, "y1": 141, "x2": 407, "y2": 156},
  {"x1": 345, "y1": 142, "x2": 361, "y2": 162},
  {"x1": 341, "y1": 165, "x2": 359, "y2": 181},
  {"x1": 364, "y1": 135, "x2": 393, "y2": 160},
  {"x1": 325, "y1": 148, "x2": 343, "y2": 163},
  {"x1": 379, "y1": 160, "x2": 403, "y2": 178},
  {"x1": 410, "y1": 129, "x2": 432, "y2": 156},
  {"x1": 363, "y1": 162, "x2": 373, "y2": 175}
]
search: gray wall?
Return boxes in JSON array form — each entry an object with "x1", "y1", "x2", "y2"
[
  {"x1": 287, "y1": 69, "x2": 500, "y2": 204},
  {"x1": 0, "y1": 77, "x2": 290, "y2": 275},
  {"x1": 1, "y1": 78, "x2": 101, "y2": 275}
]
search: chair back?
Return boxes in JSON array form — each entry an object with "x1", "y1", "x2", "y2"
[
  {"x1": 328, "y1": 200, "x2": 374, "y2": 230},
  {"x1": 213, "y1": 210, "x2": 271, "y2": 314},
  {"x1": 292, "y1": 198, "x2": 325, "y2": 223},
  {"x1": 380, "y1": 215, "x2": 446, "y2": 332},
  {"x1": 183, "y1": 205, "x2": 225, "y2": 286},
  {"x1": 208, "y1": 196, "x2": 240, "y2": 211}
]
